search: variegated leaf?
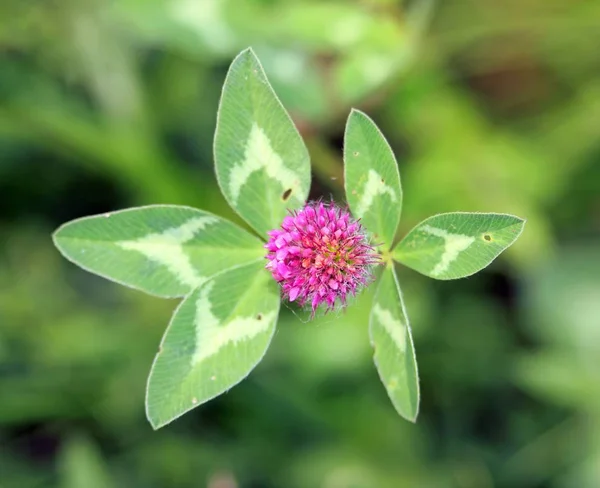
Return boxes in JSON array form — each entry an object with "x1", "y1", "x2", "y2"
[
  {"x1": 53, "y1": 205, "x2": 264, "y2": 298},
  {"x1": 393, "y1": 212, "x2": 525, "y2": 280},
  {"x1": 214, "y1": 48, "x2": 311, "y2": 237},
  {"x1": 370, "y1": 264, "x2": 419, "y2": 421},
  {"x1": 344, "y1": 109, "x2": 402, "y2": 249},
  {"x1": 146, "y1": 261, "x2": 280, "y2": 429}
]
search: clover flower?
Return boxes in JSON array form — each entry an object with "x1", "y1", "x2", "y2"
[{"x1": 265, "y1": 202, "x2": 380, "y2": 314}]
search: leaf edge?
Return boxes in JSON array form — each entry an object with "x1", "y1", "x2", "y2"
[
  {"x1": 52, "y1": 204, "x2": 265, "y2": 299},
  {"x1": 144, "y1": 263, "x2": 281, "y2": 430},
  {"x1": 392, "y1": 211, "x2": 527, "y2": 281},
  {"x1": 343, "y1": 107, "x2": 403, "y2": 250},
  {"x1": 369, "y1": 263, "x2": 420, "y2": 422}
]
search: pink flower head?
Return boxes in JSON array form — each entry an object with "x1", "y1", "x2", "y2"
[{"x1": 265, "y1": 202, "x2": 380, "y2": 314}]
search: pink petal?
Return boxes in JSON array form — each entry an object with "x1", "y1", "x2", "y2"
[
  {"x1": 275, "y1": 236, "x2": 286, "y2": 248},
  {"x1": 289, "y1": 287, "x2": 301, "y2": 301},
  {"x1": 276, "y1": 262, "x2": 291, "y2": 278},
  {"x1": 282, "y1": 216, "x2": 295, "y2": 230}
]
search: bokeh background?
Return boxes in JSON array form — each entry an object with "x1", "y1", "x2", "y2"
[{"x1": 1, "y1": 0, "x2": 599, "y2": 487}]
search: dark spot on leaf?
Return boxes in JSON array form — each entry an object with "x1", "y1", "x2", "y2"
[
  {"x1": 256, "y1": 313, "x2": 263, "y2": 320},
  {"x1": 483, "y1": 234, "x2": 492, "y2": 242},
  {"x1": 381, "y1": 178, "x2": 385, "y2": 183},
  {"x1": 353, "y1": 151, "x2": 359, "y2": 156},
  {"x1": 282, "y1": 188, "x2": 292, "y2": 201}
]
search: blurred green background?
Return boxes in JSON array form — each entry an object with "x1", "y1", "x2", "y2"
[{"x1": 1, "y1": 0, "x2": 599, "y2": 487}]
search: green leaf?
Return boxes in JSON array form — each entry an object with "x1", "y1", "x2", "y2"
[
  {"x1": 146, "y1": 261, "x2": 280, "y2": 429},
  {"x1": 370, "y1": 264, "x2": 419, "y2": 421},
  {"x1": 344, "y1": 109, "x2": 402, "y2": 249},
  {"x1": 53, "y1": 205, "x2": 264, "y2": 298},
  {"x1": 393, "y1": 212, "x2": 525, "y2": 280},
  {"x1": 214, "y1": 47, "x2": 311, "y2": 237}
]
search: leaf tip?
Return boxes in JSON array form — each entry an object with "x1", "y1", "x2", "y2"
[
  {"x1": 400, "y1": 392, "x2": 420, "y2": 424},
  {"x1": 406, "y1": 413, "x2": 419, "y2": 424},
  {"x1": 145, "y1": 400, "x2": 168, "y2": 431},
  {"x1": 348, "y1": 107, "x2": 368, "y2": 122},
  {"x1": 235, "y1": 46, "x2": 259, "y2": 65},
  {"x1": 397, "y1": 397, "x2": 420, "y2": 423},
  {"x1": 51, "y1": 222, "x2": 71, "y2": 256},
  {"x1": 506, "y1": 214, "x2": 527, "y2": 240},
  {"x1": 51, "y1": 226, "x2": 61, "y2": 247},
  {"x1": 240, "y1": 45, "x2": 256, "y2": 55}
]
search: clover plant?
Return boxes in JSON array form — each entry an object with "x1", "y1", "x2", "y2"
[{"x1": 53, "y1": 48, "x2": 525, "y2": 429}]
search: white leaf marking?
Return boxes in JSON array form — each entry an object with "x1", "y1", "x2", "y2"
[
  {"x1": 421, "y1": 225, "x2": 475, "y2": 276},
  {"x1": 373, "y1": 304, "x2": 406, "y2": 353},
  {"x1": 118, "y1": 216, "x2": 217, "y2": 287},
  {"x1": 229, "y1": 123, "x2": 299, "y2": 203},
  {"x1": 356, "y1": 169, "x2": 397, "y2": 217},
  {"x1": 192, "y1": 281, "x2": 275, "y2": 365}
]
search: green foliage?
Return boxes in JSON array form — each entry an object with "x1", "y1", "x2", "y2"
[
  {"x1": 393, "y1": 212, "x2": 526, "y2": 280},
  {"x1": 344, "y1": 109, "x2": 402, "y2": 250},
  {"x1": 214, "y1": 48, "x2": 311, "y2": 236},
  {"x1": 341, "y1": 113, "x2": 523, "y2": 420},
  {"x1": 370, "y1": 265, "x2": 419, "y2": 421},
  {"x1": 4, "y1": 1, "x2": 597, "y2": 485},
  {"x1": 50, "y1": 47, "x2": 524, "y2": 428},
  {"x1": 146, "y1": 261, "x2": 279, "y2": 429},
  {"x1": 53, "y1": 205, "x2": 264, "y2": 297}
]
